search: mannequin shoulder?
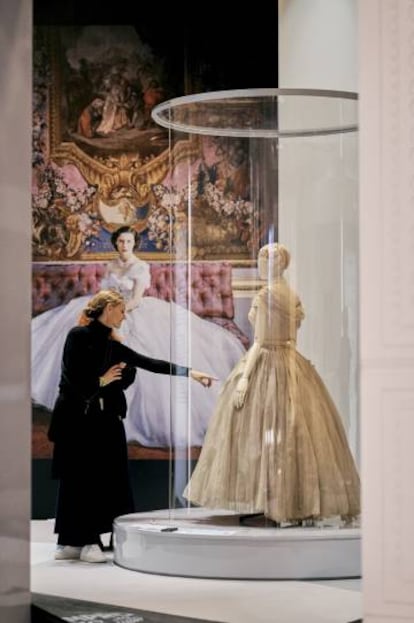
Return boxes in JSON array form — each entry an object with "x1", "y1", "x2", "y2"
[{"x1": 255, "y1": 284, "x2": 272, "y2": 300}]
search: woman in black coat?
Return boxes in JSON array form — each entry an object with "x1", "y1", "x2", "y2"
[{"x1": 49, "y1": 289, "x2": 213, "y2": 563}]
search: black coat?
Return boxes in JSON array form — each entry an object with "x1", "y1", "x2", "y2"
[{"x1": 49, "y1": 319, "x2": 188, "y2": 543}]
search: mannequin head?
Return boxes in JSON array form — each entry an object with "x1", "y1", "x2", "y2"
[{"x1": 258, "y1": 243, "x2": 290, "y2": 280}]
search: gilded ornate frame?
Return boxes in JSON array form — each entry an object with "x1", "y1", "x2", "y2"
[{"x1": 46, "y1": 28, "x2": 199, "y2": 261}]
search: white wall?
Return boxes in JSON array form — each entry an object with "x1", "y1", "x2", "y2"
[
  {"x1": 0, "y1": 1, "x2": 32, "y2": 621},
  {"x1": 280, "y1": 1, "x2": 414, "y2": 619},
  {"x1": 359, "y1": 1, "x2": 414, "y2": 620}
]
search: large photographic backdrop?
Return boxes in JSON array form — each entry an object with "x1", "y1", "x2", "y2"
[{"x1": 31, "y1": 24, "x2": 271, "y2": 460}]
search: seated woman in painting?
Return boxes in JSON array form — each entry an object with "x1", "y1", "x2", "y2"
[{"x1": 31, "y1": 226, "x2": 246, "y2": 448}]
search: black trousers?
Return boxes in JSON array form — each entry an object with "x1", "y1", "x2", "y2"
[{"x1": 55, "y1": 478, "x2": 102, "y2": 546}]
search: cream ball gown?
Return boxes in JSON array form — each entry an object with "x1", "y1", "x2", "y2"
[{"x1": 184, "y1": 278, "x2": 360, "y2": 522}]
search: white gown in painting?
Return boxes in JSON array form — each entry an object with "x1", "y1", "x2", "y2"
[{"x1": 32, "y1": 258, "x2": 245, "y2": 447}]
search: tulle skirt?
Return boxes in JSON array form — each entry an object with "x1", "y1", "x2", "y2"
[
  {"x1": 184, "y1": 345, "x2": 360, "y2": 522},
  {"x1": 32, "y1": 296, "x2": 245, "y2": 447}
]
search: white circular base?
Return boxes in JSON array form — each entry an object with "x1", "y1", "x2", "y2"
[{"x1": 114, "y1": 508, "x2": 361, "y2": 580}]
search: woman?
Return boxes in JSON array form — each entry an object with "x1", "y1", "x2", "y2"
[
  {"x1": 51, "y1": 290, "x2": 212, "y2": 563},
  {"x1": 184, "y1": 243, "x2": 360, "y2": 525},
  {"x1": 32, "y1": 226, "x2": 245, "y2": 447}
]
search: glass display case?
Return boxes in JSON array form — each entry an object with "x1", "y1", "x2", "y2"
[{"x1": 114, "y1": 88, "x2": 360, "y2": 579}]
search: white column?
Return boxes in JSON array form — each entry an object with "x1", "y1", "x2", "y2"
[
  {"x1": 278, "y1": 1, "x2": 359, "y2": 457},
  {"x1": 0, "y1": 1, "x2": 32, "y2": 621},
  {"x1": 278, "y1": 0, "x2": 357, "y2": 91},
  {"x1": 359, "y1": 0, "x2": 414, "y2": 621}
]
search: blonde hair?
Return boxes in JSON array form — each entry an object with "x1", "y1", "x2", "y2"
[
  {"x1": 78, "y1": 290, "x2": 125, "y2": 326},
  {"x1": 258, "y1": 243, "x2": 290, "y2": 275}
]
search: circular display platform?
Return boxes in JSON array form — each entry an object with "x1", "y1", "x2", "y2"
[{"x1": 114, "y1": 508, "x2": 361, "y2": 580}]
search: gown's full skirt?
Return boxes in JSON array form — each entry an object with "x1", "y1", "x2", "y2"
[
  {"x1": 184, "y1": 344, "x2": 360, "y2": 522},
  {"x1": 32, "y1": 295, "x2": 245, "y2": 447}
]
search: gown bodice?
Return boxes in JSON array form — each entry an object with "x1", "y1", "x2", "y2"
[
  {"x1": 251, "y1": 279, "x2": 305, "y2": 346},
  {"x1": 101, "y1": 259, "x2": 151, "y2": 301}
]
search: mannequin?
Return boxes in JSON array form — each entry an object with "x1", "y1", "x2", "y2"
[{"x1": 183, "y1": 243, "x2": 360, "y2": 525}]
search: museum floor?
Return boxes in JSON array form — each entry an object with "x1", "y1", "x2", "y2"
[{"x1": 31, "y1": 519, "x2": 362, "y2": 623}]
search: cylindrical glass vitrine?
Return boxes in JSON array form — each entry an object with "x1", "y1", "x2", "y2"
[{"x1": 114, "y1": 88, "x2": 360, "y2": 579}]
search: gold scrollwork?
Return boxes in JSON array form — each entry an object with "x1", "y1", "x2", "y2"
[{"x1": 45, "y1": 28, "x2": 200, "y2": 260}]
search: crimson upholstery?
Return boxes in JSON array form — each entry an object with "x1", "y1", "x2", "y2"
[
  {"x1": 32, "y1": 262, "x2": 249, "y2": 348},
  {"x1": 147, "y1": 263, "x2": 235, "y2": 319},
  {"x1": 32, "y1": 264, "x2": 107, "y2": 315}
]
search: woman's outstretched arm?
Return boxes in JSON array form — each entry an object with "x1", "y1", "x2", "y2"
[{"x1": 111, "y1": 341, "x2": 215, "y2": 386}]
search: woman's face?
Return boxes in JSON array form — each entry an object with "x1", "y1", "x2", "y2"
[
  {"x1": 116, "y1": 232, "x2": 135, "y2": 257},
  {"x1": 105, "y1": 302, "x2": 126, "y2": 328}
]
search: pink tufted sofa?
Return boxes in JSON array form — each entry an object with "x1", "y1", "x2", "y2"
[{"x1": 32, "y1": 262, "x2": 249, "y2": 348}]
